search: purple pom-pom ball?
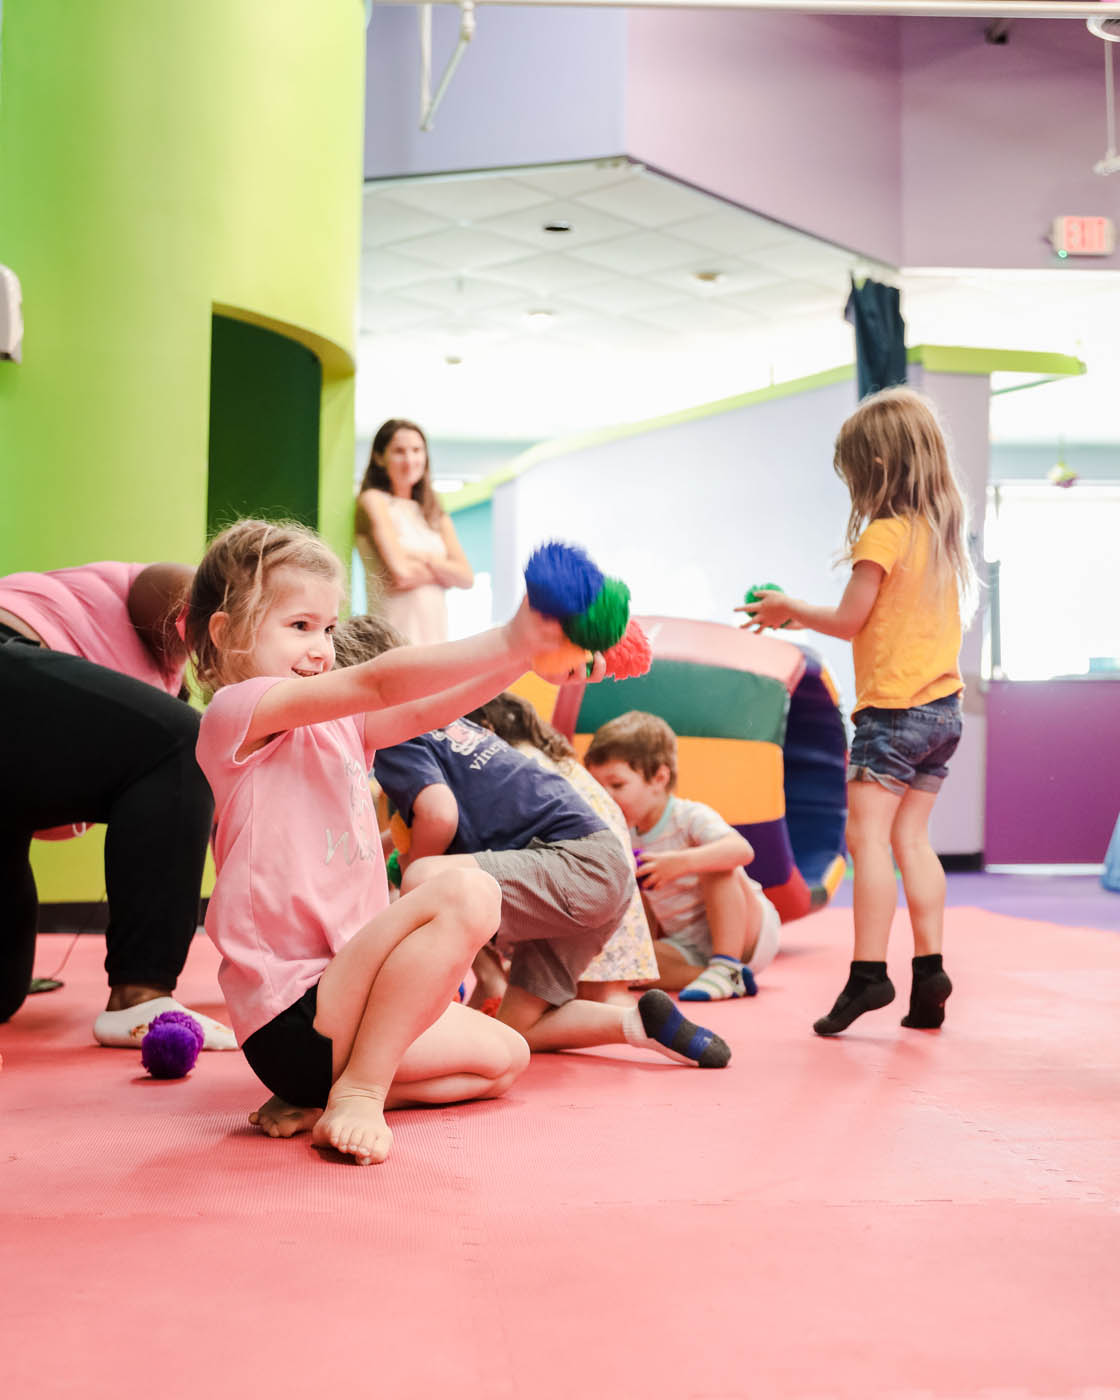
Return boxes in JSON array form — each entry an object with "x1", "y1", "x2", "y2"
[
  {"x1": 141, "y1": 1010, "x2": 204, "y2": 1079},
  {"x1": 524, "y1": 542, "x2": 604, "y2": 621}
]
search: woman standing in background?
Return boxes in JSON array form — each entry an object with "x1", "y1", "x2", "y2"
[{"x1": 354, "y1": 418, "x2": 474, "y2": 644}]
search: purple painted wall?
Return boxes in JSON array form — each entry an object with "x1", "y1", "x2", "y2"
[
  {"x1": 625, "y1": 13, "x2": 903, "y2": 264},
  {"x1": 900, "y1": 20, "x2": 1120, "y2": 270},
  {"x1": 985, "y1": 680, "x2": 1120, "y2": 864},
  {"x1": 364, "y1": 6, "x2": 625, "y2": 179}
]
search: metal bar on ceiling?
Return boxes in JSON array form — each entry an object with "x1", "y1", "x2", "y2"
[{"x1": 379, "y1": 0, "x2": 1117, "y2": 21}]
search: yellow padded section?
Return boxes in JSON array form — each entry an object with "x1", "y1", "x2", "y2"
[{"x1": 574, "y1": 734, "x2": 785, "y2": 825}]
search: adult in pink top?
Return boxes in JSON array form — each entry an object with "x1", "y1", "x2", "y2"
[
  {"x1": 197, "y1": 675, "x2": 388, "y2": 1046},
  {"x1": 0, "y1": 561, "x2": 231, "y2": 1050}
]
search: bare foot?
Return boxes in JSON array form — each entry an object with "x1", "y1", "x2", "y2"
[
  {"x1": 249, "y1": 1094, "x2": 322, "y2": 1139},
  {"x1": 311, "y1": 1087, "x2": 393, "y2": 1165}
]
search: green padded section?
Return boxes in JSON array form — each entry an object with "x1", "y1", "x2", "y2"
[
  {"x1": 577, "y1": 661, "x2": 789, "y2": 743},
  {"x1": 207, "y1": 314, "x2": 322, "y2": 533}
]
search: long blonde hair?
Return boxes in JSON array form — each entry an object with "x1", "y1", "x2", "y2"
[
  {"x1": 186, "y1": 519, "x2": 345, "y2": 691},
  {"x1": 833, "y1": 387, "x2": 977, "y2": 617}
]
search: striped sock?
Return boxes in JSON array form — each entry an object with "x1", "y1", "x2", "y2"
[
  {"x1": 622, "y1": 990, "x2": 731, "y2": 1068},
  {"x1": 679, "y1": 954, "x2": 758, "y2": 1001}
]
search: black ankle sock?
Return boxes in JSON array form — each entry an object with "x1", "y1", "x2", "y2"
[
  {"x1": 813, "y1": 962, "x2": 894, "y2": 1037},
  {"x1": 902, "y1": 955, "x2": 952, "y2": 1029}
]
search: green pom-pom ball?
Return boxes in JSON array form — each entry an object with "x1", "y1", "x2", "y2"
[
  {"x1": 744, "y1": 582, "x2": 791, "y2": 629},
  {"x1": 566, "y1": 577, "x2": 630, "y2": 651},
  {"x1": 387, "y1": 850, "x2": 402, "y2": 888}
]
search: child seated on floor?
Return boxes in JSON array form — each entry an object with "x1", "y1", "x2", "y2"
[
  {"x1": 331, "y1": 617, "x2": 730, "y2": 1069},
  {"x1": 585, "y1": 711, "x2": 781, "y2": 1002},
  {"x1": 466, "y1": 692, "x2": 658, "y2": 1006}
]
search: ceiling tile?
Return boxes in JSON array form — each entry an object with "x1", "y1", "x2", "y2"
[
  {"x1": 477, "y1": 199, "x2": 637, "y2": 251},
  {"x1": 358, "y1": 293, "x2": 442, "y2": 335},
  {"x1": 487, "y1": 253, "x2": 613, "y2": 295},
  {"x1": 378, "y1": 175, "x2": 549, "y2": 222},
  {"x1": 577, "y1": 172, "x2": 716, "y2": 229},
  {"x1": 397, "y1": 275, "x2": 527, "y2": 314},
  {"x1": 570, "y1": 229, "x2": 712, "y2": 275},
  {"x1": 361, "y1": 196, "x2": 446, "y2": 247},
  {"x1": 650, "y1": 259, "x2": 785, "y2": 299},
  {"x1": 633, "y1": 300, "x2": 752, "y2": 336},
  {"x1": 515, "y1": 159, "x2": 639, "y2": 200},
  {"x1": 393, "y1": 225, "x2": 540, "y2": 270},
  {"x1": 562, "y1": 278, "x2": 687, "y2": 315},
  {"x1": 360, "y1": 247, "x2": 443, "y2": 291},
  {"x1": 666, "y1": 209, "x2": 801, "y2": 258}
]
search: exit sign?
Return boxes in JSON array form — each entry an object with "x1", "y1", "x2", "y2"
[{"x1": 1051, "y1": 215, "x2": 1115, "y2": 257}]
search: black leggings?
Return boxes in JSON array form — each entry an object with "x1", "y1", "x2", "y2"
[{"x1": 0, "y1": 633, "x2": 213, "y2": 1022}]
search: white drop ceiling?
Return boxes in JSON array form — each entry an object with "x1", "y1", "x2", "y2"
[{"x1": 357, "y1": 159, "x2": 1119, "y2": 462}]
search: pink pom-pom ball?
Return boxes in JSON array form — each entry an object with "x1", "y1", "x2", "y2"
[{"x1": 604, "y1": 620, "x2": 653, "y2": 681}]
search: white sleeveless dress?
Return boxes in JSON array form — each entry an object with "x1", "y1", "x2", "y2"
[{"x1": 356, "y1": 492, "x2": 450, "y2": 645}]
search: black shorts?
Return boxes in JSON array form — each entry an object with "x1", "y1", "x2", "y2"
[{"x1": 242, "y1": 982, "x2": 335, "y2": 1108}]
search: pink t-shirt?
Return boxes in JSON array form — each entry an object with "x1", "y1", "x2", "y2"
[
  {"x1": 0, "y1": 561, "x2": 183, "y2": 695},
  {"x1": 197, "y1": 676, "x2": 388, "y2": 1044}
]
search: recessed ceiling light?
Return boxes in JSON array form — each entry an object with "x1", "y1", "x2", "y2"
[
  {"x1": 443, "y1": 353, "x2": 463, "y2": 365},
  {"x1": 526, "y1": 309, "x2": 554, "y2": 325},
  {"x1": 694, "y1": 270, "x2": 724, "y2": 284},
  {"x1": 543, "y1": 221, "x2": 572, "y2": 234}
]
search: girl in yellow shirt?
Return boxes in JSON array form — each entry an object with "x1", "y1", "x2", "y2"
[{"x1": 740, "y1": 387, "x2": 977, "y2": 1037}]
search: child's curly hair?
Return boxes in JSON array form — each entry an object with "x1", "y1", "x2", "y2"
[
  {"x1": 186, "y1": 519, "x2": 345, "y2": 691},
  {"x1": 466, "y1": 692, "x2": 575, "y2": 764}
]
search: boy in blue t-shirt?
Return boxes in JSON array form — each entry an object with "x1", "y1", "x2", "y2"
[{"x1": 333, "y1": 615, "x2": 731, "y2": 1070}]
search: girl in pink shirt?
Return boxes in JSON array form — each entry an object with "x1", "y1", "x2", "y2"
[{"x1": 188, "y1": 519, "x2": 568, "y2": 1166}]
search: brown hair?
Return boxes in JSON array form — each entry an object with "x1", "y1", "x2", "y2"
[
  {"x1": 584, "y1": 710, "x2": 678, "y2": 789},
  {"x1": 833, "y1": 387, "x2": 977, "y2": 617},
  {"x1": 331, "y1": 613, "x2": 408, "y2": 668},
  {"x1": 359, "y1": 418, "x2": 443, "y2": 527},
  {"x1": 466, "y1": 692, "x2": 575, "y2": 763},
  {"x1": 186, "y1": 519, "x2": 345, "y2": 691}
]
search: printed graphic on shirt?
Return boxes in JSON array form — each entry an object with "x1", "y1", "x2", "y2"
[
  {"x1": 431, "y1": 720, "x2": 503, "y2": 772},
  {"x1": 325, "y1": 752, "x2": 380, "y2": 867}
]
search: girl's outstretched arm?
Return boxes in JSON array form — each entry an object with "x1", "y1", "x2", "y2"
[
  {"x1": 364, "y1": 649, "x2": 606, "y2": 752},
  {"x1": 737, "y1": 561, "x2": 885, "y2": 640},
  {"x1": 241, "y1": 600, "x2": 565, "y2": 749}
]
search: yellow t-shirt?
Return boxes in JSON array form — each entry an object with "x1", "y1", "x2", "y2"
[{"x1": 850, "y1": 517, "x2": 963, "y2": 713}]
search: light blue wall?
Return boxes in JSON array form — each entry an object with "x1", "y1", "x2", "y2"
[
  {"x1": 491, "y1": 379, "x2": 861, "y2": 713},
  {"x1": 364, "y1": 5, "x2": 626, "y2": 178}
]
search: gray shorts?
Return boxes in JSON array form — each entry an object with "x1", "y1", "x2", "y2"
[{"x1": 475, "y1": 828, "x2": 635, "y2": 1007}]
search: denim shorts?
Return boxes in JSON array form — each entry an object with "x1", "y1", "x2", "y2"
[{"x1": 848, "y1": 693, "x2": 962, "y2": 796}]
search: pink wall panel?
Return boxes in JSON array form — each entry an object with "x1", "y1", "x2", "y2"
[
  {"x1": 985, "y1": 680, "x2": 1120, "y2": 865},
  {"x1": 625, "y1": 12, "x2": 903, "y2": 264}
]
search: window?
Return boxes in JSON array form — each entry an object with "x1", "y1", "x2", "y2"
[{"x1": 985, "y1": 482, "x2": 1120, "y2": 680}]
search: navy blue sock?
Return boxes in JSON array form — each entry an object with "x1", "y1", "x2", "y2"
[{"x1": 626, "y1": 990, "x2": 731, "y2": 1067}]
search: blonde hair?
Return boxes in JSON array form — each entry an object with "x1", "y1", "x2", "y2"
[
  {"x1": 833, "y1": 387, "x2": 977, "y2": 617},
  {"x1": 584, "y1": 710, "x2": 678, "y2": 789},
  {"x1": 186, "y1": 519, "x2": 345, "y2": 691},
  {"x1": 331, "y1": 613, "x2": 407, "y2": 668}
]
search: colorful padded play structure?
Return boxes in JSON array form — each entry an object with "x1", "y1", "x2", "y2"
[{"x1": 550, "y1": 616, "x2": 849, "y2": 923}]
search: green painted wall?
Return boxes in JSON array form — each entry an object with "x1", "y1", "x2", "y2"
[
  {"x1": 208, "y1": 315, "x2": 322, "y2": 532},
  {"x1": 0, "y1": 0, "x2": 365, "y2": 901},
  {"x1": 0, "y1": 0, "x2": 363, "y2": 571}
]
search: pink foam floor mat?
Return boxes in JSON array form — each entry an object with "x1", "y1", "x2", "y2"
[{"x1": 2, "y1": 906, "x2": 1117, "y2": 1400}]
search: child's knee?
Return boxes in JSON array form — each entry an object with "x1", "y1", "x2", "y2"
[{"x1": 440, "y1": 867, "x2": 502, "y2": 943}]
